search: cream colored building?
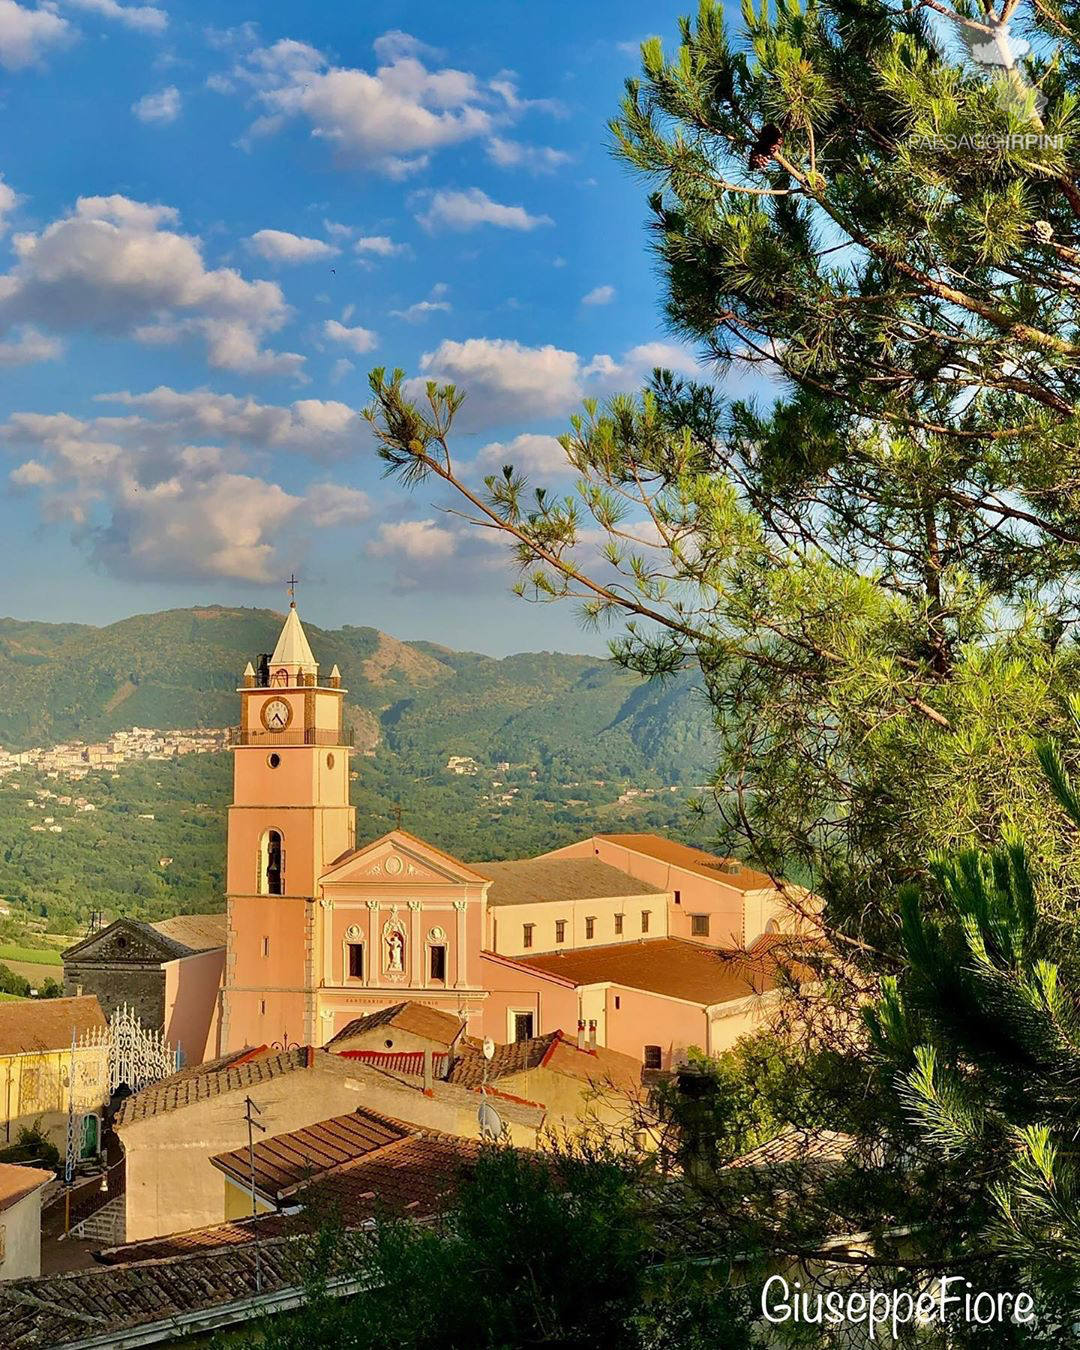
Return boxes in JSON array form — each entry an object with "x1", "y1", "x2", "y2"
[{"x1": 0, "y1": 1163, "x2": 52, "y2": 1279}]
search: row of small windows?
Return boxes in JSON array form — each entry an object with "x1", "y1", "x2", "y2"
[
  {"x1": 260, "y1": 937, "x2": 448, "y2": 984},
  {"x1": 522, "y1": 910, "x2": 653, "y2": 949}
]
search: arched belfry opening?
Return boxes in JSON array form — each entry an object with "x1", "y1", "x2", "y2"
[{"x1": 260, "y1": 829, "x2": 284, "y2": 896}]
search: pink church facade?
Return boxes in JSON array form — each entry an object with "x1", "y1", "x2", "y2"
[{"x1": 220, "y1": 607, "x2": 799, "y2": 1066}]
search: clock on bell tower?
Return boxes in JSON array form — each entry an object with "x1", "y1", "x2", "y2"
[{"x1": 220, "y1": 602, "x2": 355, "y2": 1052}]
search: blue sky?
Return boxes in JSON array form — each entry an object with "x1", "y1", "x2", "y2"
[{"x1": 0, "y1": 0, "x2": 712, "y2": 655}]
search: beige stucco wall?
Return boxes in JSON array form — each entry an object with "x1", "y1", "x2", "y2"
[
  {"x1": 118, "y1": 1059, "x2": 541, "y2": 1242},
  {"x1": 0, "y1": 1185, "x2": 46, "y2": 1280},
  {"x1": 488, "y1": 892, "x2": 670, "y2": 958}
]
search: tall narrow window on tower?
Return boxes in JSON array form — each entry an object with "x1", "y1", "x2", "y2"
[{"x1": 260, "y1": 829, "x2": 284, "y2": 895}]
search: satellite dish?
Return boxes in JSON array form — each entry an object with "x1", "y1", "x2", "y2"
[
  {"x1": 482, "y1": 1037, "x2": 495, "y2": 1061},
  {"x1": 478, "y1": 1098, "x2": 504, "y2": 1140}
]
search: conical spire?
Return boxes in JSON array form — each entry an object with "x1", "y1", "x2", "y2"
[{"x1": 269, "y1": 603, "x2": 318, "y2": 679}]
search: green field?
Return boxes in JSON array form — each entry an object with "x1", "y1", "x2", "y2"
[{"x1": 0, "y1": 944, "x2": 61, "y2": 966}]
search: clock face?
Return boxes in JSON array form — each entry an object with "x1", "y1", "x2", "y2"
[{"x1": 261, "y1": 698, "x2": 292, "y2": 731}]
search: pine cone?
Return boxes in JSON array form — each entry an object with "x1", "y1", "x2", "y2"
[{"x1": 749, "y1": 123, "x2": 784, "y2": 170}]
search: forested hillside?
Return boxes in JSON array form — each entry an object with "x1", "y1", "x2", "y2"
[{"x1": 0, "y1": 608, "x2": 719, "y2": 940}]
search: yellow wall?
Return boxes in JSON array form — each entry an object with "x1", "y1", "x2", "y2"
[{"x1": 0, "y1": 1045, "x2": 109, "y2": 1150}]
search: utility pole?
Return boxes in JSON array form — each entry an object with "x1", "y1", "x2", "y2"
[{"x1": 244, "y1": 1095, "x2": 266, "y2": 1294}]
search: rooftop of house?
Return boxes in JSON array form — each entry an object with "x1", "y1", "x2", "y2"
[
  {"x1": 448, "y1": 1029, "x2": 642, "y2": 1092},
  {"x1": 471, "y1": 856, "x2": 666, "y2": 908},
  {"x1": 148, "y1": 912, "x2": 226, "y2": 953},
  {"x1": 592, "y1": 834, "x2": 778, "y2": 892},
  {"x1": 115, "y1": 1045, "x2": 340, "y2": 1127},
  {"x1": 0, "y1": 1162, "x2": 53, "y2": 1213},
  {"x1": 1, "y1": 1231, "x2": 327, "y2": 1349},
  {"x1": 727, "y1": 1125, "x2": 855, "y2": 1170},
  {"x1": 326, "y1": 1000, "x2": 464, "y2": 1050},
  {"x1": 99, "y1": 1128, "x2": 483, "y2": 1268},
  {"x1": 0, "y1": 994, "x2": 105, "y2": 1057},
  {"x1": 511, "y1": 937, "x2": 790, "y2": 1005},
  {"x1": 211, "y1": 1105, "x2": 409, "y2": 1200}
]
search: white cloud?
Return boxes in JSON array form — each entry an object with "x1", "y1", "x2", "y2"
[
  {"x1": 416, "y1": 187, "x2": 552, "y2": 233},
  {"x1": 486, "y1": 136, "x2": 571, "y2": 174},
  {"x1": 324, "y1": 318, "x2": 377, "y2": 354},
  {"x1": 582, "y1": 284, "x2": 615, "y2": 307},
  {"x1": 413, "y1": 337, "x2": 582, "y2": 425},
  {"x1": 4, "y1": 390, "x2": 374, "y2": 581},
  {"x1": 0, "y1": 176, "x2": 16, "y2": 233},
  {"x1": 0, "y1": 194, "x2": 301, "y2": 375},
  {"x1": 305, "y1": 481, "x2": 371, "y2": 527},
  {"x1": 249, "y1": 229, "x2": 338, "y2": 263},
  {"x1": 370, "y1": 518, "x2": 458, "y2": 561},
  {"x1": 0, "y1": 326, "x2": 61, "y2": 365},
  {"x1": 475, "y1": 433, "x2": 568, "y2": 476},
  {"x1": 132, "y1": 86, "x2": 181, "y2": 123},
  {"x1": 234, "y1": 33, "x2": 495, "y2": 178},
  {"x1": 66, "y1": 0, "x2": 166, "y2": 33},
  {"x1": 391, "y1": 282, "x2": 450, "y2": 323},
  {"x1": 0, "y1": 0, "x2": 70, "y2": 70},
  {"x1": 355, "y1": 234, "x2": 407, "y2": 257},
  {"x1": 409, "y1": 336, "x2": 702, "y2": 429}
]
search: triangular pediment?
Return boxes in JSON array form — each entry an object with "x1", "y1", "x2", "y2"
[
  {"x1": 319, "y1": 830, "x2": 487, "y2": 888},
  {"x1": 63, "y1": 918, "x2": 182, "y2": 965}
]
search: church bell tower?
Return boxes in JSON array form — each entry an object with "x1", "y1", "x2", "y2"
[{"x1": 220, "y1": 602, "x2": 354, "y2": 1052}]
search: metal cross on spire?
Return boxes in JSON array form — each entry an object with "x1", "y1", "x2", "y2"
[{"x1": 286, "y1": 573, "x2": 300, "y2": 605}]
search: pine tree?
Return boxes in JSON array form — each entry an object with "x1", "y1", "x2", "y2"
[
  {"x1": 867, "y1": 724, "x2": 1080, "y2": 1301},
  {"x1": 366, "y1": 0, "x2": 1080, "y2": 965}
]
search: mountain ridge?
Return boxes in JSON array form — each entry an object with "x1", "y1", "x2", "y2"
[{"x1": 0, "y1": 606, "x2": 715, "y2": 784}]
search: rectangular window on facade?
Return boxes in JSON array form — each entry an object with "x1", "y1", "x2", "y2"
[
  {"x1": 555, "y1": 919, "x2": 566, "y2": 944},
  {"x1": 644, "y1": 1045, "x2": 663, "y2": 1070},
  {"x1": 585, "y1": 916, "x2": 595, "y2": 939},
  {"x1": 614, "y1": 913, "x2": 624, "y2": 935},
  {"x1": 641, "y1": 910, "x2": 650, "y2": 933},
  {"x1": 513, "y1": 1011, "x2": 534, "y2": 1042},
  {"x1": 262, "y1": 936, "x2": 270, "y2": 958},
  {"x1": 348, "y1": 943, "x2": 364, "y2": 979},
  {"x1": 691, "y1": 914, "x2": 711, "y2": 938},
  {"x1": 522, "y1": 923, "x2": 534, "y2": 949},
  {"x1": 615, "y1": 995, "x2": 621, "y2": 1010},
  {"x1": 430, "y1": 945, "x2": 447, "y2": 982},
  {"x1": 674, "y1": 889, "x2": 681, "y2": 905}
]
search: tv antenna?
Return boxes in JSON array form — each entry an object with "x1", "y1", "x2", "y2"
[{"x1": 244, "y1": 1096, "x2": 266, "y2": 1294}]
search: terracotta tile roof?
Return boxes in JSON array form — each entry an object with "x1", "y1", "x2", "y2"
[
  {"x1": 148, "y1": 913, "x2": 226, "y2": 953},
  {"x1": 338, "y1": 1050, "x2": 451, "y2": 1075},
  {"x1": 448, "y1": 1030, "x2": 642, "y2": 1092},
  {"x1": 0, "y1": 1162, "x2": 53, "y2": 1212},
  {"x1": 95, "y1": 1214, "x2": 299, "y2": 1264},
  {"x1": 0, "y1": 1231, "x2": 336, "y2": 1349},
  {"x1": 0, "y1": 994, "x2": 105, "y2": 1056},
  {"x1": 448, "y1": 1032, "x2": 561, "y2": 1087},
  {"x1": 728, "y1": 1126, "x2": 854, "y2": 1169},
  {"x1": 594, "y1": 834, "x2": 778, "y2": 891},
  {"x1": 516, "y1": 938, "x2": 785, "y2": 1005},
  {"x1": 326, "y1": 1000, "x2": 463, "y2": 1049},
  {"x1": 471, "y1": 857, "x2": 665, "y2": 908},
  {"x1": 212, "y1": 1107, "x2": 408, "y2": 1200},
  {"x1": 115, "y1": 1046, "x2": 353, "y2": 1127}
]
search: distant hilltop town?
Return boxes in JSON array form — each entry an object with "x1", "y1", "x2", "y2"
[{"x1": 0, "y1": 726, "x2": 230, "y2": 781}]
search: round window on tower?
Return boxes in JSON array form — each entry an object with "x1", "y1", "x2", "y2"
[
  {"x1": 327, "y1": 752, "x2": 335, "y2": 770},
  {"x1": 267, "y1": 753, "x2": 281, "y2": 769}
]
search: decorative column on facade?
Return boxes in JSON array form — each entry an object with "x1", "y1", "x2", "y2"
[
  {"x1": 408, "y1": 901, "x2": 422, "y2": 987},
  {"x1": 453, "y1": 899, "x2": 468, "y2": 988},
  {"x1": 319, "y1": 897, "x2": 334, "y2": 986},
  {"x1": 365, "y1": 900, "x2": 378, "y2": 987}
]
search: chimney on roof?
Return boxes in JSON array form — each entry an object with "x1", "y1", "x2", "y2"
[
  {"x1": 587, "y1": 1019, "x2": 597, "y2": 1051},
  {"x1": 576, "y1": 1019, "x2": 586, "y2": 1051}
]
